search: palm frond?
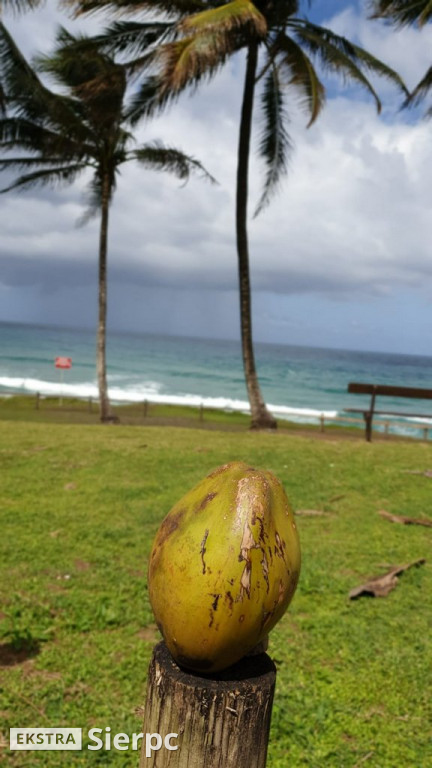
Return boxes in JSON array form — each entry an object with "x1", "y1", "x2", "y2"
[
  {"x1": 0, "y1": 162, "x2": 88, "y2": 193},
  {"x1": 0, "y1": 116, "x2": 95, "y2": 156},
  {"x1": 125, "y1": 75, "x2": 162, "y2": 123},
  {"x1": 0, "y1": 23, "x2": 92, "y2": 142},
  {"x1": 87, "y1": 21, "x2": 174, "y2": 57},
  {"x1": 0, "y1": 84, "x2": 5, "y2": 116},
  {"x1": 341, "y1": 38, "x2": 408, "y2": 98},
  {"x1": 157, "y1": 30, "x2": 237, "y2": 94},
  {"x1": 37, "y1": 26, "x2": 116, "y2": 87},
  {"x1": 180, "y1": 0, "x2": 267, "y2": 38},
  {"x1": 130, "y1": 140, "x2": 217, "y2": 183},
  {"x1": 122, "y1": 48, "x2": 161, "y2": 79},
  {"x1": 369, "y1": 0, "x2": 432, "y2": 27},
  {"x1": 289, "y1": 20, "x2": 408, "y2": 111},
  {"x1": 406, "y1": 64, "x2": 432, "y2": 108},
  {"x1": 130, "y1": 1, "x2": 267, "y2": 99},
  {"x1": 0, "y1": 0, "x2": 43, "y2": 13},
  {"x1": 71, "y1": 0, "x2": 205, "y2": 19},
  {"x1": 260, "y1": 0, "x2": 299, "y2": 31},
  {"x1": 276, "y1": 33, "x2": 325, "y2": 126},
  {"x1": 37, "y1": 28, "x2": 128, "y2": 136},
  {"x1": 38, "y1": 24, "x2": 155, "y2": 105},
  {"x1": 0, "y1": 22, "x2": 51, "y2": 109},
  {"x1": 255, "y1": 63, "x2": 292, "y2": 216},
  {"x1": 0, "y1": 22, "x2": 46, "y2": 108},
  {"x1": 0, "y1": 155, "x2": 94, "y2": 169}
]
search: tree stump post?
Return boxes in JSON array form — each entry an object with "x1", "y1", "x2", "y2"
[{"x1": 140, "y1": 642, "x2": 276, "y2": 767}]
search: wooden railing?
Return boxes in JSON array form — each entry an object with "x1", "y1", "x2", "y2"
[{"x1": 1, "y1": 390, "x2": 431, "y2": 440}]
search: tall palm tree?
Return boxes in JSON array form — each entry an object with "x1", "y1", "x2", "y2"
[
  {"x1": 0, "y1": 23, "x2": 213, "y2": 422},
  {"x1": 370, "y1": 1, "x2": 432, "y2": 114},
  {"x1": 73, "y1": 0, "x2": 407, "y2": 429}
]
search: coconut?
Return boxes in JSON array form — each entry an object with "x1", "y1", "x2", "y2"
[{"x1": 148, "y1": 461, "x2": 301, "y2": 673}]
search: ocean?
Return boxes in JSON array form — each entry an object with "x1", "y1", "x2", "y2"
[{"x1": 1, "y1": 321, "x2": 432, "y2": 435}]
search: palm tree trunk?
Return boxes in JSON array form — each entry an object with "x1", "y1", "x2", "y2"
[
  {"x1": 97, "y1": 172, "x2": 116, "y2": 423},
  {"x1": 236, "y1": 41, "x2": 276, "y2": 430}
]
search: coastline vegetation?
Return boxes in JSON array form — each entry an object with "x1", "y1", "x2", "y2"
[{"x1": 0, "y1": 417, "x2": 431, "y2": 766}]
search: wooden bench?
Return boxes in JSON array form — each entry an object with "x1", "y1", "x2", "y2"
[{"x1": 345, "y1": 382, "x2": 432, "y2": 441}]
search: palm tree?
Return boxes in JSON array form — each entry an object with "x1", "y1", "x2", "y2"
[
  {"x1": 0, "y1": 23, "x2": 213, "y2": 422},
  {"x1": 370, "y1": 1, "x2": 432, "y2": 114},
  {"x1": 73, "y1": 0, "x2": 407, "y2": 429}
]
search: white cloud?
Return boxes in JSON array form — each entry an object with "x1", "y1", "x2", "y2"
[
  {"x1": 4, "y1": 0, "x2": 104, "y2": 53},
  {"x1": 2, "y1": 71, "x2": 432, "y2": 296}
]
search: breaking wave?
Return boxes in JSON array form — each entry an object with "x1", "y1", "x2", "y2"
[{"x1": 0, "y1": 375, "x2": 338, "y2": 422}]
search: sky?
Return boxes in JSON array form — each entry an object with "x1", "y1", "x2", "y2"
[{"x1": 1, "y1": 1, "x2": 432, "y2": 355}]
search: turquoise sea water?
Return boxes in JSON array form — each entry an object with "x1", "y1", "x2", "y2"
[{"x1": 1, "y1": 321, "x2": 432, "y2": 434}]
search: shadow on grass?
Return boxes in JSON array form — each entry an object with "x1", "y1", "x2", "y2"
[{"x1": 0, "y1": 637, "x2": 42, "y2": 667}]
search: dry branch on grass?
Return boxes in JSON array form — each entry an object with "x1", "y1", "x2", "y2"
[
  {"x1": 349, "y1": 559, "x2": 426, "y2": 599},
  {"x1": 403, "y1": 469, "x2": 432, "y2": 478},
  {"x1": 378, "y1": 509, "x2": 432, "y2": 528}
]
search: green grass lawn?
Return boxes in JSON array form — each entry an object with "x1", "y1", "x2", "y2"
[
  {"x1": 0, "y1": 416, "x2": 431, "y2": 766},
  {"x1": 0, "y1": 394, "x2": 354, "y2": 435}
]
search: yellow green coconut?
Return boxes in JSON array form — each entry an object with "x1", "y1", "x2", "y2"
[{"x1": 148, "y1": 461, "x2": 301, "y2": 673}]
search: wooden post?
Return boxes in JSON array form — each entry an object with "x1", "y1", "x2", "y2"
[
  {"x1": 35, "y1": 392, "x2": 40, "y2": 410},
  {"x1": 140, "y1": 642, "x2": 276, "y2": 768},
  {"x1": 365, "y1": 387, "x2": 377, "y2": 442},
  {"x1": 423, "y1": 427, "x2": 428, "y2": 441},
  {"x1": 384, "y1": 421, "x2": 389, "y2": 438},
  {"x1": 319, "y1": 414, "x2": 325, "y2": 433}
]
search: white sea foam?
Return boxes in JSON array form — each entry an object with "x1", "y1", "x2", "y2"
[
  {"x1": 2, "y1": 375, "x2": 430, "y2": 434},
  {"x1": 0, "y1": 376, "x2": 163, "y2": 402},
  {"x1": 0, "y1": 376, "x2": 99, "y2": 399},
  {"x1": 365, "y1": 410, "x2": 432, "y2": 427},
  {"x1": 0, "y1": 375, "x2": 339, "y2": 420},
  {"x1": 267, "y1": 404, "x2": 338, "y2": 420},
  {"x1": 406, "y1": 415, "x2": 432, "y2": 426}
]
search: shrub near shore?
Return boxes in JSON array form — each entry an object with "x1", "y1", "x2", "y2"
[{"x1": 0, "y1": 418, "x2": 431, "y2": 766}]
